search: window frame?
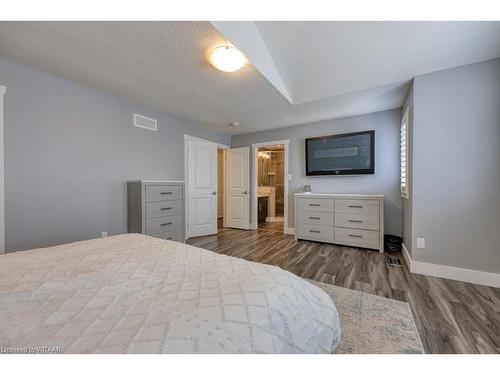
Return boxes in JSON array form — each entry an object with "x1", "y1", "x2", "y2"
[{"x1": 400, "y1": 107, "x2": 410, "y2": 199}]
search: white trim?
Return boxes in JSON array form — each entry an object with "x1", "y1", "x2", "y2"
[
  {"x1": 251, "y1": 140, "x2": 289, "y2": 234},
  {"x1": 183, "y1": 134, "x2": 230, "y2": 150},
  {"x1": 403, "y1": 243, "x2": 500, "y2": 288},
  {"x1": 0, "y1": 85, "x2": 5, "y2": 254},
  {"x1": 411, "y1": 260, "x2": 500, "y2": 289},
  {"x1": 402, "y1": 242, "x2": 411, "y2": 269},
  {"x1": 284, "y1": 227, "x2": 295, "y2": 235},
  {"x1": 184, "y1": 135, "x2": 230, "y2": 239}
]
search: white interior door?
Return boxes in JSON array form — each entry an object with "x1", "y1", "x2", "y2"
[
  {"x1": 226, "y1": 147, "x2": 250, "y2": 230},
  {"x1": 187, "y1": 139, "x2": 217, "y2": 237}
]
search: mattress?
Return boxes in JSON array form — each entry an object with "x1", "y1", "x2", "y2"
[{"x1": 0, "y1": 234, "x2": 341, "y2": 353}]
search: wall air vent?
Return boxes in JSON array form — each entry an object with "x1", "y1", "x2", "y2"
[{"x1": 133, "y1": 113, "x2": 157, "y2": 131}]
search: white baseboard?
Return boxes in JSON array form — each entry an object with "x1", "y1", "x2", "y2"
[
  {"x1": 402, "y1": 243, "x2": 412, "y2": 269},
  {"x1": 284, "y1": 227, "x2": 295, "y2": 235},
  {"x1": 402, "y1": 243, "x2": 500, "y2": 288}
]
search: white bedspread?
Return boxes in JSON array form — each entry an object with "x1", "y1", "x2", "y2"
[{"x1": 0, "y1": 234, "x2": 340, "y2": 353}]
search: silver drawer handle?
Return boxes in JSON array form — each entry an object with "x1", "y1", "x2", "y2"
[
  {"x1": 309, "y1": 230, "x2": 321, "y2": 233},
  {"x1": 161, "y1": 222, "x2": 173, "y2": 226},
  {"x1": 308, "y1": 203, "x2": 321, "y2": 207},
  {"x1": 348, "y1": 220, "x2": 363, "y2": 223},
  {"x1": 349, "y1": 234, "x2": 363, "y2": 238},
  {"x1": 309, "y1": 217, "x2": 321, "y2": 220},
  {"x1": 160, "y1": 192, "x2": 173, "y2": 195},
  {"x1": 160, "y1": 207, "x2": 172, "y2": 210},
  {"x1": 348, "y1": 205, "x2": 363, "y2": 208}
]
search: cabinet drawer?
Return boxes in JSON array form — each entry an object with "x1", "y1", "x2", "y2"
[
  {"x1": 297, "y1": 224, "x2": 334, "y2": 242},
  {"x1": 146, "y1": 214, "x2": 182, "y2": 235},
  {"x1": 334, "y1": 227, "x2": 379, "y2": 247},
  {"x1": 297, "y1": 198, "x2": 334, "y2": 213},
  {"x1": 146, "y1": 200, "x2": 183, "y2": 219},
  {"x1": 335, "y1": 199, "x2": 379, "y2": 215},
  {"x1": 145, "y1": 185, "x2": 183, "y2": 202},
  {"x1": 335, "y1": 213, "x2": 379, "y2": 230},
  {"x1": 298, "y1": 211, "x2": 334, "y2": 226},
  {"x1": 152, "y1": 229, "x2": 183, "y2": 242}
]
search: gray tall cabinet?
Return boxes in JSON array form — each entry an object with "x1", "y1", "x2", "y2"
[{"x1": 127, "y1": 180, "x2": 185, "y2": 242}]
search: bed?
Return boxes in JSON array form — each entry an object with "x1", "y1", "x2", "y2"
[{"x1": 0, "y1": 234, "x2": 341, "y2": 353}]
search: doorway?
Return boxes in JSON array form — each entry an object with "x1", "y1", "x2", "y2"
[
  {"x1": 184, "y1": 135, "x2": 249, "y2": 239},
  {"x1": 252, "y1": 140, "x2": 289, "y2": 234}
]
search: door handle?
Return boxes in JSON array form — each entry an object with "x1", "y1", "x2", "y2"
[
  {"x1": 243, "y1": 191, "x2": 248, "y2": 195},
  {"x1": 212, "y1": 191, "x2": 217, "y2": 195}
]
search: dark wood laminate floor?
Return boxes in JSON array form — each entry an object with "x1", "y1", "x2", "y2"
[
  {"x1": 188, "y1": 227, "x2": 500, "y2": 354},
  {"x1": 257, "y1": 221, "x2": 284, "y2": 233}
]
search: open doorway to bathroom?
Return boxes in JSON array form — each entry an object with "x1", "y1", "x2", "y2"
[{"x1": 256, "y1": 144, "x2": 285, "y2": 233}]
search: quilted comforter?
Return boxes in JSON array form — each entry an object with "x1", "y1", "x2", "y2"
[{"x1": 0, "y1": 234, "x2": 340, "y2": 353}]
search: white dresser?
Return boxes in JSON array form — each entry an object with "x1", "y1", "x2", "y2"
[
  {"x1": 127, "y1": 180, "x2": 185, "y2": 243},
  {"x1": 295, "y1": 193, "x2": 384, "y2": 252}
]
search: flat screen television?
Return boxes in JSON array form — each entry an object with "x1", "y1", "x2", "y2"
[{"x1": 305, "y1": 130, "x2": 375, "y2": 176}]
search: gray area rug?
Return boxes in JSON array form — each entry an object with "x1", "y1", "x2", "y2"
[{"x1": 309, "y1": 280, "x2": 425, "y2": 354}]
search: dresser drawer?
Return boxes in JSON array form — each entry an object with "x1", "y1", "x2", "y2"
[
  {"x1": 297, "y1": 224, "x2": 334, "y2": 242},
  {"x1": 151, "y1": 229, "x2": 183, "y2": 242},
  {"x1": 297, "y1": 198, "x2": 334, "y2": 212},
  {"x1": 335, "y1": 199, "x2": 379, "y2": 215},
  {"x1": 334, "y1": 227, "x2": 379, "y2": 247},
  {"x1": 298, "y1": 211, "x2": 334, "y2": 226},
  {"x1": 335, "y1": 213, "x2": 379, "y2": 230},
  {"x1": 145, "y1": 185, "x2": 183, "y2": 202},
  {"x1": 146, "y1": 200, "x2": 183, "y2": 219},
  {"x1": 146, "y1": 214, "x2": 182, "y2": 235}
]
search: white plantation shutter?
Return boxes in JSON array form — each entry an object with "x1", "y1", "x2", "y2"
[{"x1": 400, "y1": 108, "x2": 410, "y2": 199}]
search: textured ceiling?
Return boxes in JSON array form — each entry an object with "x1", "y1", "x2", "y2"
[
  {"x1": 255, "y1": 22, "x2": 500, "y2": 105},
  {"x1": 0, "y1": 21, "x2": 499, "y2": 135}
]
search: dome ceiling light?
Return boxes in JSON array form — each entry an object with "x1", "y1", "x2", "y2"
[{"x1": 209, "y1": 46, "x2": 247, "y2": 72}]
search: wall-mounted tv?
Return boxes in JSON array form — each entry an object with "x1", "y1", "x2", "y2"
[{"x1": 305, "y1": 130, "x2": 375, "y2": 176}]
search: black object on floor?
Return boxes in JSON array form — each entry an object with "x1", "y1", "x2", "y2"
[{"x1": 384, "y1": 234, "x2": 402, "y2": 252}]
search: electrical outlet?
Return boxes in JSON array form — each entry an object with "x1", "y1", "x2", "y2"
[
  {"x1": 101, "y1": 231, "x2": 108, "y2": 238},
  {"x1": 416, "y1": 237, "x2": 425, "y2": 249}
]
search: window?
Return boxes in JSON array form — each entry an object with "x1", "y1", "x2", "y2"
[{"x1": 400, "y1": 107, "x2": 410, "y2": 199}]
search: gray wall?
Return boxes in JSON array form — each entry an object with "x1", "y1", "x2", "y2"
[
  {"x1": 232, "y1": 109, "x2": 402, "y2": 235},
  {"x1": 0, "y1": 57, "x2": 230, "y2": 252},
  {"x1": 412, "y1": 58, "x2": 500, "y2": 273},
  {"x1": 401, "y1": 82, "x2": 414, "y2": 256}
]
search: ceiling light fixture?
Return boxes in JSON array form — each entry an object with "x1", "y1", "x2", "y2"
[{"x1": 209, "y1": 46, "x2": 247, "y2": 72}]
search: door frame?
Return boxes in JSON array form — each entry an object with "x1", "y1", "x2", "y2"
[
  {"x1": 183, "y1": 135, "x2": 229, "y2": 239},
  {"x1": 251, "y1": 140, "x2": 290, "y2": 233}
]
